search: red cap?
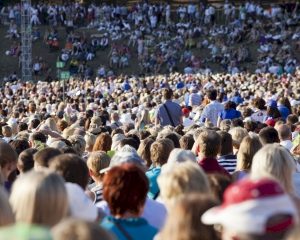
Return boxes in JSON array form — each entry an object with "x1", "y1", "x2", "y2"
[{"x1": 182, "y1": 108, "x2": 190, "y2": 115}]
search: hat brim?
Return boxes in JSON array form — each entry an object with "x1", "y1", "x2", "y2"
[{"x1": 201, "y1": 195, "x2": 298, "y2": 235}]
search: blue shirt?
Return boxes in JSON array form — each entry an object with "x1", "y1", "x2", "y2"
[
  {"x1": 278, "y1": 105, "x2": 290, "y2": 120},
  {"x1": 101, "y1": 216, "x2": 158, "y2": 240},
  {"x1": 219, "y1": 109, "x2": 242, "y2": 120},
  {"x1": 146, "y1": 167, "x2": 161, "y2": 199}
]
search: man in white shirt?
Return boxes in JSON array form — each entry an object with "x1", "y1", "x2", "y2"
[
  {"x1": 277, "y1": 124, "x2": 293, "y2": 151},
  {"x1": 200, "y1": 89, "x2": 224, "y2": 126}
]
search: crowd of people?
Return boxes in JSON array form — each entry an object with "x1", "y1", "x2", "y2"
[
  {"x1": 0, "y1": 64, "x2": 299, "y2": 239},
  {"x1": 1, "y1": 1, "x2": 299, "y2": 77},
  {"x1": 0, "y1": 1, "x2": 300, "y2": 240}
]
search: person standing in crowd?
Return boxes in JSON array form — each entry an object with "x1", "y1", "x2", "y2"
[
  {"x1": 200, "y1": 89, "x2": 224, "y2": 126},
  {"x1": 101, "y1": 164, "x2": 158, "y2": 240},
  {"x1": 155, "y1": 88, "x2": 182, "y2": 127},
  {"x1": 196, "y1": 130, "x2": 230, "y2": 176}
]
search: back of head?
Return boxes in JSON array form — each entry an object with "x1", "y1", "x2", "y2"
[
  {"x1": 9, "y1": 171, "x2": 69, "y2": 227},
  {"x1": 10, "y1": 139, "x2": 30, "y2": 155},
  {"x1": 87, "y1": 151, "x2": 110, "y2": 178},
  {"x1": 259, "y1": 127, "x2": 280, "y2": 145},
  {"x1": 277, "y1": 124, "x2": 292, "y2": 141},
  {"x1": 251, "y1": 144, "x2": 295, "y2": 193},
  {"x1": 158, "y1": 161, "x2": 210, "y2": 207},
  {"x1": 93, "y1": 133, "x2": 112, "y2": 152},
  {"x1": 68, "y1": 135, "x2": 86, "y2": 156},
  {"x1": 18, "y1": 148, "x2": 37, "y2": 173},
  {"x1": 150, "y1": 138, "x2": 174, "y2": 166},
  {"x1": 218, "y1": 131, "x2": 233, "y2": 156},
  {"x1": 52, "y1": 218, "x2": 113, "y2": 240},
  {"x1": 157, "y1": 193, "x2": 219, "y2": 240},
  {"x1": 49, "y1": 154, "x2": 89, "y2": 190},
  {"x1": 229, "y1": 127, "x2": 249, "y2": 149},
  {"x1": 207, "y1": 89, "x2": 217, "y2": 101},
  {"x1": 167, "y1": 148, "x2": 196, "y2": 164},
  {"x1": 0, "y1": 141, "x2": 18, "y2": 168},
  {"x1": 179, "y1": 134, "x2": 194, "y2": 150},
  {"x1": 162, "y1": 88, "x2": 173, "y2": 100},
  {"x1": 34, "y1": 147, "x2": 61, "y2": 169},
  {"x1": 103, "y1": 163, "x2": 149, "y2": 216},
  {"x1": 237, "y1": 135, "x2": 262, "y2": 171},
  {"x1": 197, "y1": 130, "x2": 221, "y2": 158}
]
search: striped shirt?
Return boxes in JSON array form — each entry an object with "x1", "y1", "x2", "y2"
[
  {"x1": 91, "y1": 184, "x2": 103, "y2": 204},
  {"x1": 218, "y1": 154, "x2": 237, "y2": 174}
]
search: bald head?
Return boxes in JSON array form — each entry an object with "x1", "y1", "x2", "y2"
[{"x1": 277, "y1": 124, "x2": 292, "y2": 141}]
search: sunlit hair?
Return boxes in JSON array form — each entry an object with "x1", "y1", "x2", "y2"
[
  {"x1": 158, "y1": 161, "x2": 210, "y2": 208},
  {"x1": 251, "y1": 144, "x2": 296, "y2": 194},
  {"x1": 229, "y1": 127, "x2": 249, "y2": 148},
  {"x1": 93, "y1": 133, "x2": 112, "y2": 152},
  {"x1": 10, "y1": 170, "x2": 69, "y2": 227},
  {"x1": 156, "y1": 194, "x2": 219, "y2": 240},
  {"x1": 167, "y1": 148, "x2": 196, "y2": 164},
  {"x1": 87, "y1": 151, "x2": 110, "y2": 178},
  {"x1": 236, "y1": 135, "x2": 262, "y2": 171}
]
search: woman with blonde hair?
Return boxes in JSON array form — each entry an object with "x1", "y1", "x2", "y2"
[
  {"x1": 156, "y1": 194, "x2": 219, "y2": 240},
  {"x1": 157, "y1": 161, "x2": 210, "y2": 209},
  {"x1": 9, "y1": 171, "x2": 69, "y2": 227},
  {"x1": 251, "y1": 144, "x2": 296, "y2": 194},
  {"x1": 233, "y1": 135, "x2": 262, "y2": 181},
  {"x1": 229, "y1": 127, "x2": 249, "y2": 154},
  {"x1": 93, "y1": 133, "x2": 112, "y2": 153}
]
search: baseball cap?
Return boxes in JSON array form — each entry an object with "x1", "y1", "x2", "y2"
[
  {"x1": 202, "y1": 178, "x2": 298, "y2": 235},
  {"x1": 266, "y1": 99, "x2": 278, "y2": 108}
]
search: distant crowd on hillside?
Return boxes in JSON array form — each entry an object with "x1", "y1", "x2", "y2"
[{"x1": 1, "y1": 1, "x2": 300, "y2": 79}]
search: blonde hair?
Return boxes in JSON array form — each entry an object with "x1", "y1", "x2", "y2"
[
  {"x1": 0, "y1": 187, "x2": 14, "y2": 226},
  {"x1": 158, "y1": 161, "x2": 210, "y2": 208},
  {"x1": 68, "y1": 135, "x2": 86, "y2": 155},
  {"x1": 236, "y1": 136, "x2": 262, "y2": 171},
  {"x1": 9, "y1": 170, "x2": 69, "y2": 227},
  {"x1": 251, "y1": 144, "x2": 296, "y2": 194},
  {"x1": 2, "y1": 125, "x2": 12, "y2": 137},
  {"x1": 156, "y1": 194, "x2": 218, "y2": 240},
  {"x1": 229, "y1": 127, "x2": 249, "y2": 148},
  {"x1": 87, "y1": 151, "x2": 110, "y2": 178},
  {"x1": 84, "y1": 133, "x2": 97, "y2": 150}
]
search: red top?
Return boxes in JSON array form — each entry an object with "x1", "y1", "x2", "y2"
[{"x1": 198, "y1": 157, "x2": 230, "y2": 177}]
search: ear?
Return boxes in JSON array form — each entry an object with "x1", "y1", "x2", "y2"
[{"x1": 88, "y1": 169, "x2": 94, "y2": 177}]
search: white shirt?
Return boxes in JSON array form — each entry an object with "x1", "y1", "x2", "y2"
[{"x1": 280, "y1": 140, "x2": 293, "y2": 152}]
